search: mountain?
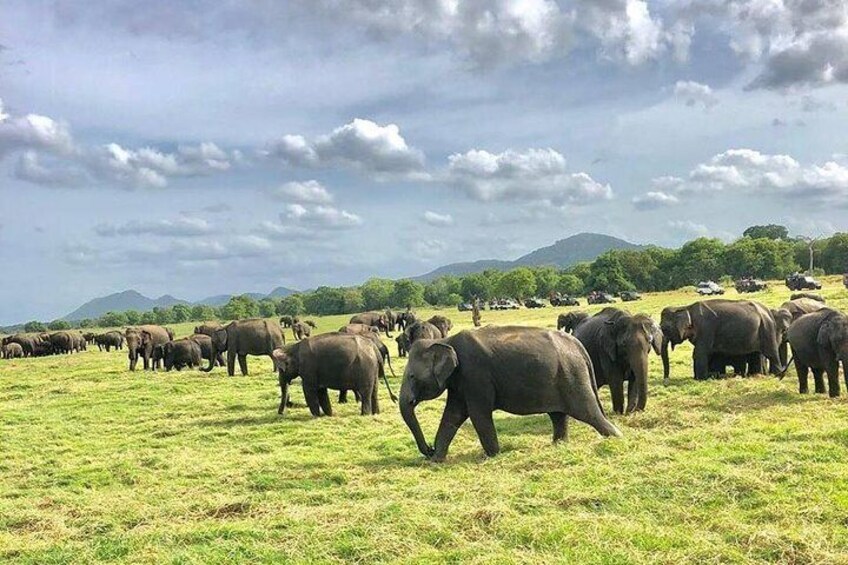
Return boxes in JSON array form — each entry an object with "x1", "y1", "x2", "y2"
[
  {"x1": 63, "y1": 290, "x2": 190, "y2": 321},
  {"x1": 414, "y1": 233, "x2": 642, "y2": 282},
  {"x1": 267, "y1": 286, "x2": 298, "y2": 298}
]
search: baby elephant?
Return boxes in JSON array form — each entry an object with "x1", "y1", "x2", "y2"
[
  {"x1": 162, "y1": 339, "x2": 202, "y2": 371},
  {"x1": 3, "y1": 343, "x2": 24, "y2": 359},
  {"x1": 272, "y1": 333, "x2": 388, "y2": 417},
  {"x1": 400, "y1": 325, "x2": 621, "y2": 462}
]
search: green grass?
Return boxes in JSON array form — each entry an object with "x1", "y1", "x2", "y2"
[{"x1": 3, "y1": 279, "x2": 848, "y2": 563}]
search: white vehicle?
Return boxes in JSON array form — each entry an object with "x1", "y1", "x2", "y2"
[{"x1": 696, "y1": 281, "x2": 725, "y2": 296}]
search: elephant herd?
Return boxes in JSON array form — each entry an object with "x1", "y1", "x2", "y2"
[{"x1": 5, "y1": 293, "x2": 847, "y2": 463}]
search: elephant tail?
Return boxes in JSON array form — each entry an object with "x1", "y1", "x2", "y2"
[{"x1": 377, "y1": 349, "x2": 397, "y2": 403}]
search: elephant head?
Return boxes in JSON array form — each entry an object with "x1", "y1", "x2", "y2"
[
  {"x1": 602, "y1": 311, "x2": 660, "y2": 412},
  {"x1": 202, "y1": 326, "x2": 229, "y2": 372},
  {"x1": 772, "y1": 308, "x2": 793, "y2": 343},
  {"x1": 160, "y1": 342, "x2": 174, "y2": 371},
  {"x1": 271, "y1": 346, "x2": 301, "y2": 415},
  {"x1": 558, "y1": 311, "x2": 589, "y2": 333},
  {"x1": 659, "y1": 306, "x2": 693, "y2": 384},
  {"x1": 819, "y1": 311, "x2": 848, "y2": 365},
  {"x1": 399, "y1": 340, "x2": 458, "y2": 458}
]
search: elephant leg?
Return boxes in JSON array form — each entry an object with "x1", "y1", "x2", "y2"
[
  {"x1": 317, "y1": 388, "x2": 333, "y2": 416},
  {"x1": 795, "y1": 360, "x2": 809, "y2": 394},
  {"x1": 549, "y1": 412, "x2": 568, "y2": 443},
  {"x1": 226, "y1": 351, "x2": 236, "y2": 376},
  {"x1": 432, "y1": 392, "x2": 469, "y2": 462},
  {"x1": 825, "y1": 361, "x2": 840, "y2": 397},
  {"x1": 625, "y1": 379, "x2": 638, "y2": 414},
  {"x1": 468, "y1": 405, "x2": 499, "y2": 458},
  {"x1": 216, "y1": 353, "x2": 225, "y2": 367},
  {"x1": 359, "y1": 386, "x2": 373, "y2": 416},
  {"x1": 303, "y1": 386, "x2": 322, "y2": 417},
  {"x1": 370, "y1": 384, "x2": 380, "y2": 415},
  {"x1": 812, "y1": 368, "x2": 826, "y2": 394},
  {"x1": 693, "y1": 347, "x2": 710, "y2": 381},
  {"x1": 277, "y1": 379, "x2": 289, "y2": 415},
  {"x1": 610, "y1": 380, "x2": 625, "y2": 415},
  {"x1": 338, "y1": 390, "x2": 348, "y2": 403},
  {"x1": 353, "y1": 390, "x2": 362, "y2": 402},
  {"x1": 237, "y1": 354, "x2": 249, "y2": 376}
]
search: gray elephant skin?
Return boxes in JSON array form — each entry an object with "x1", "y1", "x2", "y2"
[
  {"x1": 201, "y1": 319, "x2": 285, "y2": 376},
  {"x1": 558, "y1": 311, "x2": 589, "y2": 333},
  {"x1": 787, "y1": 308, "x2": 848, "y2": 396},
  {"x1": 660, "y1": 299, "x2": 783, "y2": 383},
  {"x1": 426, "y1": 315, "x2": 453, "y2": 338},
  {"x1": 189, "y1": 333, "x2": 225, "y2": 367},
  {"x1": 573, "y1": 307, "x2": 662, "y2": 414},
  {"x1": 272, "y1": 333, "x2": 387, "y2": 417},
  {"x1": 399, "y1": 325, "x2": 622, "y2": 462},
  {"x1": 349, "y1": 312, "x2": 392, "y2": 336},
  {"x1": 125, "y1": 325, "x2": 172, "y2": 371},
  {"x1": 162, "y1": 338, "x2": 203, "y2": 371}
]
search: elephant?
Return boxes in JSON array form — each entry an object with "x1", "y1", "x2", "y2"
[
  {"x1": 49, "y1": 332, "x2": 74, "y2": 355},
  {"x1": 349, "y1": 312, "x2": 392, "y2": 337},
  {"x1": 338, "y1": 323, "x2": 380, "y2": 335},
  {"x1": 279, "y1": 315, "x2": 294, "y2": 328},
  {"x1": 195, "y1": 322, "x2": 223, "y2": 335},
  {"x1": 384, "y1": 310, "x2": 397, "y2": 331},
  {"x1": 335, "y1": 325, "x2": 398, "y2": 403},
  {"x1": 396, "y1": 334, "x2": 409, "y2": 358},
  {"x1": 304, "y1": 320, "x2": 317, "y2": 329},
  {"x1": 400, "y1": 326, "x2": 621, "y2": 462},
  {"x1": 125, "y1": 325, "x2": 172, "y2": 371},
  {"x1": 4, "y1": 335, "x2": 38, "y2": 357},
  {"x1": 201, "y1": 318, "x2": 285, "y2": 376},
  {"x1": 787, "y1": 308, "x2": 848, "y2": 396},
  {"x1": 189, "y1": 333, "x2": 224, "y2": 367},
  {"x1": 292, "y1": 321, "x2": 312, "y2": 341},
  {"x1": 659, "y1": 299, "x2": 784, "y2": 383},
  {"x1": 426, "y1": 315, "x2": 453, "y2": 338},
  {"x1": 272, "y1": 333, "x2": 389, "y2": 417},
  {"x1": 3, "y1": 343, "x2": 23, "y2": 359},
  {"x1": 161, "y1": 338, "x2": 203, "y2": 371},
  {"x1": 404, "y1": 321, "x2": 441, "y2": 346},
  {"x1": 773, "y1": 298, "x2": 825, "y2": 368},
  {"x1": 558, "y1": 311, "x2": 590, "y2": 333},
  {"x1": 396, "y1": 311, "x2": 417, "y2": 331},
  {"x1": 790, "y1": 292, "x2": 825, "y2": 303},
  {"x1": 71, "y1": 332, "x2": 86, "y2": 352},
  {"x1": 573, "y1": 307, "x2": 662, "y2": 414},
  {"x1": 83, "y1": 332, "x2": 97, "y2": 344},
  {"x1": 31, "y1": 342, "x2": 54, "y2": 357},
  {"x1": 95, "y1": 331, "x2": 124, "y2": 351}
]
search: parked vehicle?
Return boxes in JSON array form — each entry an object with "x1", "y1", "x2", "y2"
[
  {"x1": 457, "y1": 303, "x2": 474, "y2": 312},
  {"x1": 587, "y1": 291, "x2": 616, "y2": 305},
  {"x1": 524, "y1": 298, "x2": 546, "y2": 309},
  {"x1": 785, "y1": 272, "x2": 822, "y2": 291},
  {"x1": 696, "y1": 281, "x2": 725, "y2": 296},
  {"x1": 735, "y1": 278, "x2": 768, "y2": 293},
  {"x1": 550, "y1": 293, "x2": 580, "y2": 307},
  {"x1": 619, "y1": 291, "x2": 642, "y2": 302},
  {"x1": 489, "y1": 299, "x2": 520, "y2": 310}
]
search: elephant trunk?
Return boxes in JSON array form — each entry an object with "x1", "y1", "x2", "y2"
[
  {"x1": 661, "y1": 335, "x2": 671, "y2": 385},
  {"x1": 632, "y1": 353, "x2": 650, "y2": 412},
  {"x1": 399, "y1": 379, "x2": 432, "y2": 458}
]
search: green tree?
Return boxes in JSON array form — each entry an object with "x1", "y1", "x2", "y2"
[
  {"x1": 277, "y1": 295, "x2": 305, "y2": 316},
  {"x1": 78, "y1": 318, "x2": 95, "y2": 328},
  {"x1": 99, "y1": 312, "x2": 128, "y2": 328},
  {"x1": 670, "y1": 238, "x2": 726, "y2": 287},
  {"x1": 497, "y1": 268, "x2": 537, "y2": 300},
  {"x1": 445, "y1": 293, "x2": 463, "y2": 306},
  {"x1": 221, "y1": 295, "x2": 259, "y2": 320},
  {"x1": 360, "y1": 278, "x2": 395, "y2": 310},
  {"x1": 585, "y1": 251, "x2": 633, "y2": 293},
  {"x1": 821, "y1": 233, "x2": 848, "y2": 274},
  {"x1": 342, "y1": 288, "x2": 366, "y2": 313},
  {"x1": 460, "y1": 272, "x2": 496, "y2": 301},
  {"x1": 47, "y1": 319, "x2": 71, "y2": 331},
  {"x1": 171, "y1": 303, "x2": 192, "y2": 323},
  {"x1": 424, "y1": 277, "x2": 461, "y2": 306},
  {"x1": 532, "y1": 267, "x2": 560, "y2": 298},
  {"x1": 140, "y1": 311, "x2": 157, "y2": 325},
  {"x1": 304, "y1": 287, "x2": 346, "y2": 316},
  {"x1": 258, "y1": 299, "x2": 278, "y2": 318},
  {"x1": 24, "y1": 321, "x2": 47, "y2": 333},
  {"x1": 390, "y1": 280, "x2": 426, "y2": 308},
  {"x1": 743, "y1": 224, "x2": 789, "y2": 240},
  {"x1": 124, "y1": 310, "x2": 142, "y2": 325},
  {"x1": 190, "y1": 304, "x2": 218, "y2": 321},
  {"x1": 556, "y1": 273, "x2": 584, "y2": 295}
]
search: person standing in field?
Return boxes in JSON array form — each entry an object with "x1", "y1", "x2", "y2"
[{"x1": 472, "y1": 296, "x2": 482, "y2": 327}]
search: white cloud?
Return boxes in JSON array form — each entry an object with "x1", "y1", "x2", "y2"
[
  {"x1": 265, "y1": 118, "x2": 426, "y2": 179},
  {"x1": 0, "y1": 99, "x2": 75, "y2": 158},
  {"x1": 94, "y1": 216, "x2": 213, "y2": 237},
  {"x1": 271, "y1": 180, "x2": 334, "y2": 204},
  {"x1": 284, "y1": 204, "x2": 363, "y2": 229},
  {"x1": 422, "y1": 211, "x2": 454, "y2": 226},
  {"x1": 446, "y1": 148, "x2": 612, "y2": 205},
  {"x1": 413, "y1": 238, "x2": 448, "y2": 259},
  {"x1": 13, "y1": 151, "x2": 84, "y2": 186},
  {"x1": 667, "y1": 220, "x2": 709, "y2": 237},
  {"x1": 673, "y1": 80, "x2": 718, "y2": 109},
  {"x1": 632, "y1": 191, "x2": 679, "y2": 210}
]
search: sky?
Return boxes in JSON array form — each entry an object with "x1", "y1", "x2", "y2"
[{"x1": 1, "y1": 0, "x2": 848, "y2": 323}]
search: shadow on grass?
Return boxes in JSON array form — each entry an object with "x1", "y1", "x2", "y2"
[
  {"x1": 702, "y1": 385, "x2": 809, "y2": 414},
  {"x1": 190, "y1": 408, "x2": 315, "y2": 427}
]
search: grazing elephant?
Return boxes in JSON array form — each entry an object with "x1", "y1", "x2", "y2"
[
  {"x1": 279, "y1": 315, "x2": 294, "y2": 328},
  {"x1": 404, "y1": 321, "x2": 442, "y2": 346},
  {"x1": 400, "y1": 326, "x2": 621, "y2": 462},
  {"x1": 162, "y1": 338, "x2": 203, "y2": 371},
  {"x1": 396, "y1": 334, "x2": 409, "y2": 358},
  {"x1": 202, "y1": 319, "x2": 285, "y2": 376},
  {"x1": 790, "y1": 292, "x2": 825, "y2": 303},
  {"x1": 573, "y1": 308, "x2": 662, "y2": 414},
  {"x1": 558, "y1": 311, "x2": 590, "y2": 333},
  {"x1": 71, "y1": 332, "x2": 86, "y2": 352},
  {"x1": 272, "y1": 333, "x2": 389, "y2": 417},
  {"x1": 49, "y1": 332, "x2": 74, "y2": 355},
  {"x1": 426, "y1": 315, "x2": 453, "y2": 338},
  {"x1": 335, "y1": 325, "x2": 398, "y2": 403},
  {"x1": 95, "y1": 331, "x2": 124, "y2": 351},
  {"x1": 292, "y1": 322, "x2": 312, "y2": 341},
  {"x1": 3, "y1": 343, "x2": 23, "y2": 359},
  {"x1": 338, "y1": 323, "x2": 381, "y2": 335},
  {"x1": 125, "y1": 325, "x2": 172, "y2": 371},
  {"x1": 660, "y1": 299, "x2": 783, "y2": 383},
  {"x1": 83, "y1": 332, "x2": 97, "y2": 344},
  {"x1": 787, "y1": 308, "x2": 848, "y2": 396},
  {"x1": 350, "y1": 312, "x2": 392, "y2": 337},
  {"x1": 4, "y1": 335, "x2": 39, "y2": 357},
  {"x1": 773, "y1": 298, "x2": 825, "y2": 369},
  {"x1": 189, "y1": 333, "x2": 224, "y2": 367}
]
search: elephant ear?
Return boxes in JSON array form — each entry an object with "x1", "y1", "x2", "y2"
[
  {"x1": 650, "y1": 323, "x2": 663, "y2": 355},
  {"x1": 429, "y1": 343, "x2": 458, "y2": 389},
  {"x1": 271, "y1": 348, "x2": 287, "y2": 372}
]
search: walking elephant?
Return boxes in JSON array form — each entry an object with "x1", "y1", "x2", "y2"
[
  {"x1": 399, "y1": 326, "x2": 621, "y2": 462},
  {"x1": 201, "y1": 319, "x2": 285, "y2": 376},
  {"x1": 659, "y1": 299, "x2": 784, "y2": 383},
  {"x1": 573, "y1": 308, "x2": 662, "y2": 414},
  {"x1": 125, "y1": 325, "x2": 172, "y2": 371},
  {"x1": 161, "y1": 338, "x2": 203, "y2": 371},
  {"x1": 95, "y1": 331, "x2": 124, "y2": 352},
  {"x1": 272, "y1": 333, "x2": 391, "y2": 417},
  {"x1": 349, "y1": 312, "x2": 392, "y2": 337},
  {"x1": 558, "y1": 311, "x2": 589, "y2": 333},
  {"x1": 279, "y1": 315, "x2": 294, "y2": 328},
  {"x1": 787, "y1": 308, "x2": 848, "y2": 397},
  {"x1": 292, "y1": 321, "x2": 312, "y2": 341}
]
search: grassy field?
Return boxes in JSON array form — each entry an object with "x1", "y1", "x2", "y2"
[{"x1": 3, "y1": 279, "x2": 848, "y2": 564}]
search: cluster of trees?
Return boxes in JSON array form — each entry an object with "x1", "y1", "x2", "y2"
[{"x1": 15, "y1": 227, "x2": 848, "y2": 331}]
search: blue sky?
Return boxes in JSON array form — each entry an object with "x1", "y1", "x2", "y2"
[{"x1": 1, "y1": 1, "x2": 847, "y2": 323}]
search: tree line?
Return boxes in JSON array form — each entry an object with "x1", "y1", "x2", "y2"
[{"x1": 17, "y1": 226, "x2": 848, "y2": 332}]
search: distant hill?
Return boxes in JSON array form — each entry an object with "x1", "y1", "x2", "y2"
[
  {"x1": 64, "y1": 287, "x2": 300, "y2": 320},
  {"x1": 414, "y1": 233, "x2": 642, "y2": 282},
  {"x1": 63, "y1": 290, "x2": 190, "y2": 321}
]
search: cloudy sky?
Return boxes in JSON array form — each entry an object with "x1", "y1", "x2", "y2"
[{"x1": 2, "y1": 1, "x2": 848, "y2": 323}]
